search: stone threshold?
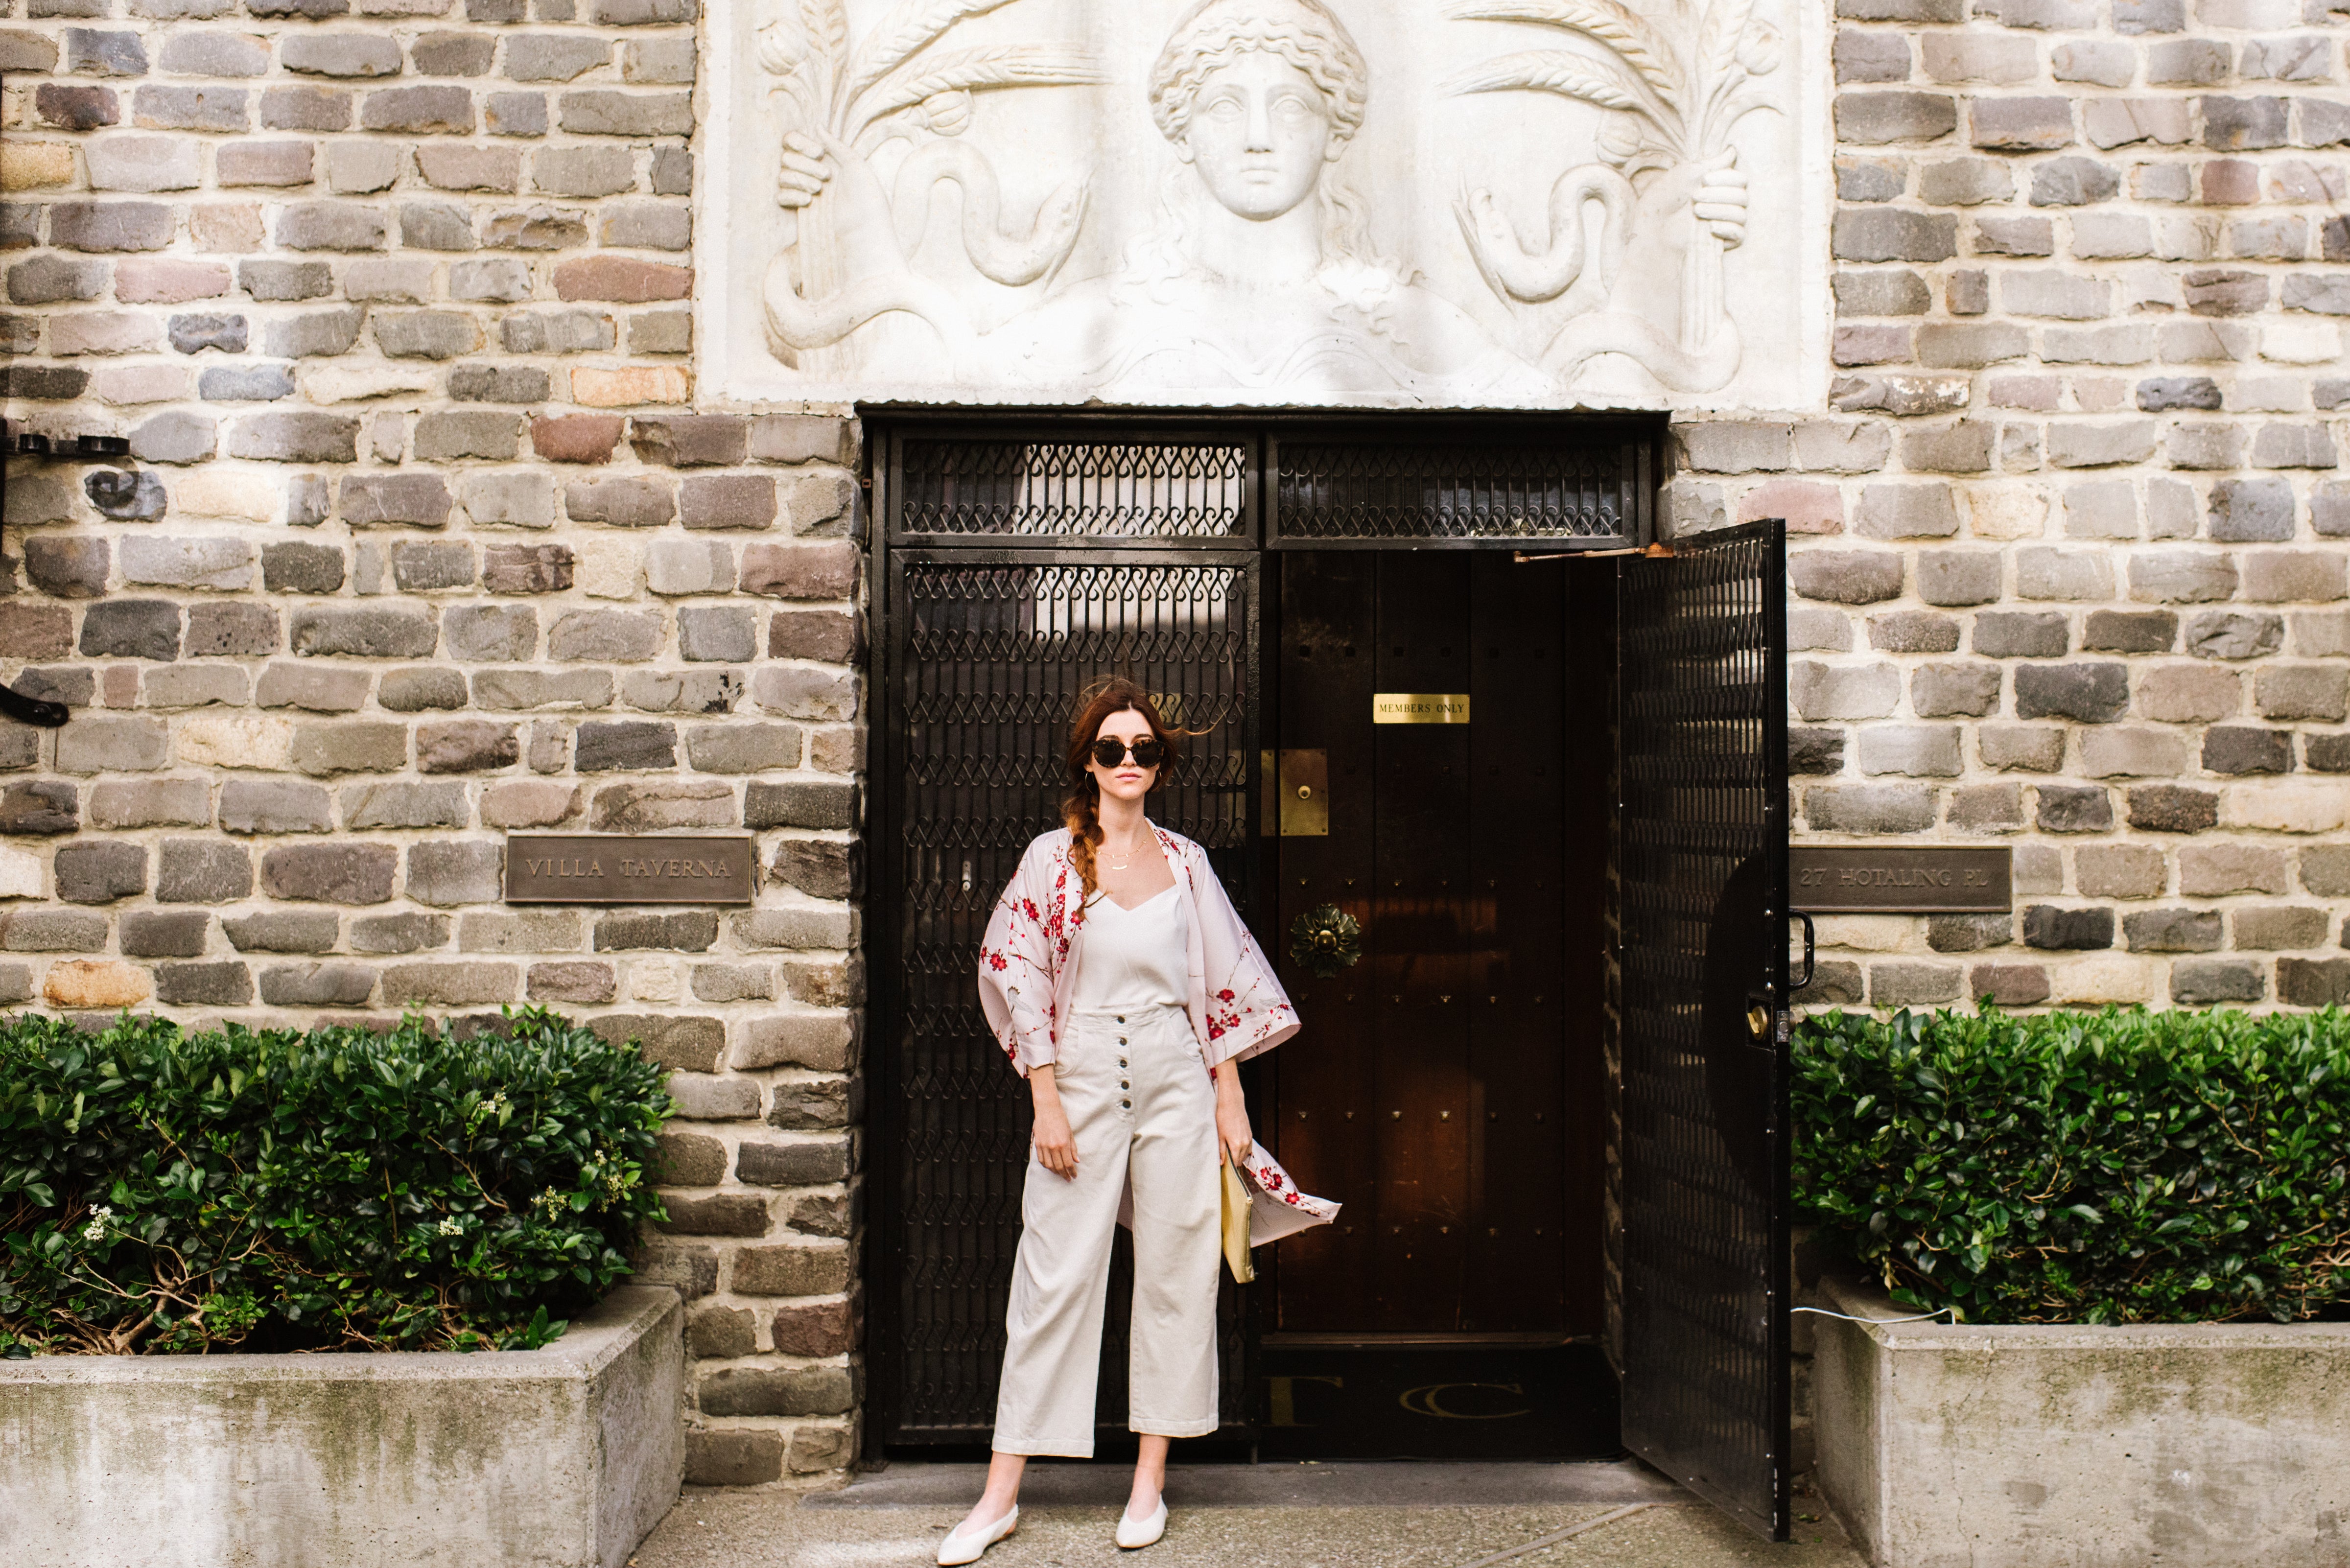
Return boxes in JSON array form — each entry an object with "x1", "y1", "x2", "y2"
[{"x1": 801, "y1": 1459, "x2": 1689, "y2": 1511}]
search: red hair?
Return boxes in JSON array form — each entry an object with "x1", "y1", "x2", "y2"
[{"x1": 1061, "y1": 678, "x2": 1184, "y2": 902}]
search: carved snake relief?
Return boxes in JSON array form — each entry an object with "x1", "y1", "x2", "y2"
[
  {"x1": 755, "y1": 0, "x2": 1102, "y2": 362},
  {"x1": 762, "y1": 237, "x2": 979, "y2": 358},
  {"x1": 1453, "y1": 162, "x2": 1740, "y2": 394},
  {"x1": 1535, "y1": 301, "x2": 1741, "y2": 397},
  {"x1": 762, "y1": 140, "x2": 1089, "y2": 358},
  {"x1": 893, "y1": 141, "x2": 1091, "y2": 289},
  {"x1": 761, "y1": 126, "x2": 979, "y2": 361},
  {"x1": 1454, "y1": 164, "x2": 1633, "y2": 305}
]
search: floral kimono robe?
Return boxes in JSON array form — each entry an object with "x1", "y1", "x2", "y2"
[{"x1": 976, "y1": 824, "x2": 1298, "y2": 1077}]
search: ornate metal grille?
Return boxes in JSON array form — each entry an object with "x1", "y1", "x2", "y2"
[
  {"x1": 1273, "y1": 431, "x2": 1648, "y2": 545},
  {"x1": 1615, "y1": 520, "x2": 1789, "y2": 1541},
  {"x1": 896, "y1": 436, "x2": 1251, "y2": 539},
  {"x1": 870, "y1": 418, "x2": 1791, "y2": 1493},
  {"x1": 878, "y1": 550, "x2": 1257, "y2": 1444}
]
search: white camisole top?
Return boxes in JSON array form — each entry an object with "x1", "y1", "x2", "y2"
[{"x1": 1072, "y1": 885, "x2": 1189, "y2": 1009}]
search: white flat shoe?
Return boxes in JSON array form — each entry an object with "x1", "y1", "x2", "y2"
[
  {"x1": 1116, "y1": 1497, "x2": 1167, "y2": 1550},
  {"x1": 937, "y1": 1504, "x2": 1017, "y2": 1566}
]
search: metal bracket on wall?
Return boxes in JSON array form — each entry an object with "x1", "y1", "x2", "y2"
[
  {"x1": 13, "y1": 432, "x2": 128, "y2": 460},
  {"x1": 1513, "y1": 541, "x2": 1677, "y2": 564},
  {"x1": 0, "y1": 429, "x2": 121, "y2": 727}
]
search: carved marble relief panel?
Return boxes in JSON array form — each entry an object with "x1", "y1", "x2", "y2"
[{"x1": 701, "y1": 0, "x2": 1829, "y2": 411}]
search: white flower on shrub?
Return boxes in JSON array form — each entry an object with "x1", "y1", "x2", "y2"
[
  {"x1": 465, "y1": 1091, "x2": 513, "y2": 1137},
  {"x1": 435, "y1": 1217, "x2": 463, "y2": 1238},
  {"x1": 80, "y1": 1205, "x2": 112, "y2": 1243},
  {"x1": 533, "y1": 1188, "x2": 566, "y2": 1221}
]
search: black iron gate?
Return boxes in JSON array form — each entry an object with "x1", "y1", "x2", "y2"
[
  {"x1": 1615, "y1": 519, "x2": 1792, "y2": 1539},
  {"x1": 869, "y1": 419, "x2": 1792, "y2": 1498},
  {"x1": 870, "y1": 426, "x2": 1262, "y2": 1446}
]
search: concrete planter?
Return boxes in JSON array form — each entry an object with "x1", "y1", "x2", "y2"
[
  {"x1": 1812, "y1": 1274, "x2": 2350, "y2": 1568},
  {"x1": 0, "y1": 1285, "x2": 683, "y2": 1568}
]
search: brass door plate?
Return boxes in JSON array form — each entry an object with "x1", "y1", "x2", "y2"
[
  {"x1": 1279, "y1": 749, "x2": 1329, "y2": 836},
  {"x1": 1374, "y1": 693, "x2": 1471, "y2": 724}
]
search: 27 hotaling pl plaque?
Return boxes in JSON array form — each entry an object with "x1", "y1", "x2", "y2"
[{"x1": 1790, "y1": 846, "x2": 2012, "y2": 914}]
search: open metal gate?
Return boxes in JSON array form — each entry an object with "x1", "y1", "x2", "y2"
[
  {"x1": 1616, "y1": 519, "x2": 1792, "y2": 1539},
  {"x1": 869, "y1": 418, "x2": 1786, "y2": 1517},
  {"x1": 870, "y1": 426, "x2": 1260, "y2": 1446}
]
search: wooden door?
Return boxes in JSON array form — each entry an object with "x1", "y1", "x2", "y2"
[{"x1": 1269, "y1": 551, "x2": 1607, "y2": 1336}]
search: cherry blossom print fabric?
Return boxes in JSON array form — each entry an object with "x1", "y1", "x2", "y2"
[
  {"x1": 977, "y1": 824, "x2": 1299, "y2": 1077},
  {"x1": 1237, "y1": 1139, "x2": 1340, "y2": 1246}
]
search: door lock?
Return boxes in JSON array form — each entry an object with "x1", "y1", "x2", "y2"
[{"x1": 1277, "y1": 750, "x2": 1329, "y2": 835}]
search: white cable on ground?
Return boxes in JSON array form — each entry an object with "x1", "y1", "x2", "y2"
[
  {"x1": 1451, "y1": 1502, "x2": 1658, "y2": 1568},
  {"x1": 1791, "y1": 1305, "x2": 1955, "y2": 1325}
]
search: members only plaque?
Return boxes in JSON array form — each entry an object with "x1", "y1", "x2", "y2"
[
  {"x1": 1791, "y1": 846, "x2": 2012, "y2": 914},
  {"x1": 1373, "y1": 693, "x2": 1471, "y2": 725},
  {"x1": 505, "y1": 835, "x2": 755, "y2": 905}
]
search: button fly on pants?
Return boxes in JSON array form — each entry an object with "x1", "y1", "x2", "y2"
[{"x1": 990, "y1": 1004, "x2": 1222, "y2": 1457}]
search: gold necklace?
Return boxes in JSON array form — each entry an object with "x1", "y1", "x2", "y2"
[{"x1": 1104, "y1": 830, "x2": 1144, "y2": 872}]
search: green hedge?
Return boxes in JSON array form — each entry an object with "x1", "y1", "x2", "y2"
[
  {"x1": 1794, "y1": 1006, "x2": 2350, "y2": 1325},
  {"x1": 0, "y1": 1008, "x2": 674, "y2": 1355}
]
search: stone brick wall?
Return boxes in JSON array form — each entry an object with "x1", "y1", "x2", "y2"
[
  {"x1": 12, "y1": 0, "x2": 2350, "y2": 1495},
  {"x1": 0, "y1": 0, "x2": 862, "y2": 1487},
  {"x1": 1673, "y1": 0, "x2": 2350, "y2": 1015}
]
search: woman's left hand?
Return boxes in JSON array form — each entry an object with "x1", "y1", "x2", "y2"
[{"x1": 1213, "y1": 1069, "x2": 1252, "y2": 1168}]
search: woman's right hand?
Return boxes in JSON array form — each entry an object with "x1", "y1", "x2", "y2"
[{"x1": 1030, "y1": 1068, "x2": 1079, "y2": 1180}]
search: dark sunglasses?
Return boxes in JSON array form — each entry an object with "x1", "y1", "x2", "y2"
[{"x1": 1091, "y1": 736, "x2": 1166, "y2": 769}]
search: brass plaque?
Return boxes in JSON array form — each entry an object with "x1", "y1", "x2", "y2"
[
  {"x1": 1373, "y1": 693, "x2": 1471, "y2": 725},
  {"x1": 505, "y1": 835, "x2": 755, "y2": 905},
  {"x1": 1279, "y1": 749, "x2": 1329, "y2": 837},
  {"x1": 1792, "y1": 846, "x2": 2011, "y2": 913}
]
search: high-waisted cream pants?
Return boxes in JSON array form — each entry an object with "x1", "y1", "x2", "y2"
[{"x1": 992, "y1": 1003, "x2": 1221, "y2": 1457}]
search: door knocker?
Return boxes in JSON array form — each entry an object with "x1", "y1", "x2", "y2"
[{"x1": 1288, "y1": 904, "x2": 1362, "y2": 980}]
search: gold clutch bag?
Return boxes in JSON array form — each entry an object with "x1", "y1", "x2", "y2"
[{"x1": 1220, "y1": 1157, "x2": 1256, "y2": 1284}]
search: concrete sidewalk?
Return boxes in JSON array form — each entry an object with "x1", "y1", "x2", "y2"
[{"x1": 632, "y1": 1463, "x2": 1864, "y2": 1568}]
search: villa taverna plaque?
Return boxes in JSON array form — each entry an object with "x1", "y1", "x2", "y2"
[
  {"x1": 703, "y1": 0, "x2": 1829, "y2": 412},
  {"x1": 505, "y1": 836, "x2": 758, "y2": 906}
]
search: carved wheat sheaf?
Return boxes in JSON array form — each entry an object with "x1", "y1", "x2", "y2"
[
  {"x1": 1446, "y1": 48, "x2": 1646, "y2": 114},
  {"x1": 757, "y1": 0, "x2": 1104, "y2": 360},
  {"x1": 1698, "y1": 0, "x2": 1754, "y2": 107},
  {"x1": 1445, "y1": 0, "x2": 1780, "y2": 159},
  {"x1": 1444, "y1": 0, "x2": 1681, "y2": 108},
  {"x1": 1444, "y1": 0, "x2": 1785, "y2": 392},
  {"x1": 761, "y1": 0, "x2": 1102, "y2": 139},
  {"x1": 852, "y1": 44, "x2": 1108, "y2": 130},
  {"x1": 799, "y1": 0, "x2": 851, "y2": 80},
  {"x1": 841, "y1": 0, "x2": 1027, "y2": 104}
]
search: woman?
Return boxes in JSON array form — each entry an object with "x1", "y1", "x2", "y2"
[{"x1": 941, "y1": 679, "x2": 1297, "y2": 1563}]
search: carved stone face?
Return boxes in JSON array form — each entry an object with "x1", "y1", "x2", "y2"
[{"x1": 1175, "y1": 51, "x2": 1334, "y2": 222}]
